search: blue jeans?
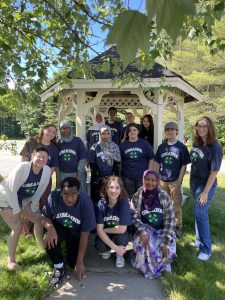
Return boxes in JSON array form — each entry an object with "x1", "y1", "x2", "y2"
[{"x1": 190, "y1": 180, "x2": 217, "y2": 255}]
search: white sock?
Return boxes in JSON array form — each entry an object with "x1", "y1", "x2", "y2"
[{"x1": 54, "y1": 262, "x2": 64, "y2": 269}]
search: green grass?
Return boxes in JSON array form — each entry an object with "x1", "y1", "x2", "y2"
[
  {"x1": 0, "y1": 225, "x2": 53, "y2": 300},
  {"x1": 0, "y1": 174, "x2": 225, "y2": 299},
  {"x1": 161, "y1": 173, "x2": 225, "y2": 300}
]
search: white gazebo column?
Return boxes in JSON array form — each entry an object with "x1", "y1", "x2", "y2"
[
  {"x1": 177, "y1": 97, "x2": 184, "y2": 142},
  {"x1": 76, "y1": 90, "x2": 86, "y2": 141},
  {"x1": 153, "y1": 93, "x2": 164, "y2": 152}
]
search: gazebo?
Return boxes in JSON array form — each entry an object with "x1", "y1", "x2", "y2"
[{"x1": 40, "y1": 46, "x2": 202, "y2": 150}]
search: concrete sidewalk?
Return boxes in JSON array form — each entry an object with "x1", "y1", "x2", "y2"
[{"x1": 45, "y1": 235, "x2": 165, "y2": 300}]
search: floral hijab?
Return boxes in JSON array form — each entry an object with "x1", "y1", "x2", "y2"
[{"x1": 98, "y1": 125, "x2": 121, "y2": 166}]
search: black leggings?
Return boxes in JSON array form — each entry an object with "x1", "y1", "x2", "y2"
[{"x1": 45, "y1": 221, "x2": 80, "y2": 269}]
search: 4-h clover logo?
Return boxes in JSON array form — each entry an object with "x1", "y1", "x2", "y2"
[
  {"x1": 129, "y1": 151, "x2": 138, "y2": 159},
  {"x1": 191, "y1": 152, "x2": 198, "y2": 162},
  {"x1": 26, "y1": 187, "x2": 36, "y2": 195},
  {"x1": 63, "y1": 153, "x2": 71, "y2": 161},
  {"x1": 106, "y1": 220, "x2": 116, "y2": 227},
  {"x1": 63, "y1": 218, "x2": 74, "y2": 228},
  {"x1": 164, "y1": 156, "x2": 173, "y2": 165},
  {"x1": 148, "y1": 213, "x2": 158, "y2": 224}
]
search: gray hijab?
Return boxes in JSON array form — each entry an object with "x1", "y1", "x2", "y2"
[{"x1": 59, "y1": 120, "x2": 74, "y2": 143}]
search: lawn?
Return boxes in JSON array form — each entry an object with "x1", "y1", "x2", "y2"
[
  {"x1": 0, "y1": 173, "x2": 225, "y2": 299},
  {"x1": 162, "y1": 173, "x2": 225, "y2": 300}
]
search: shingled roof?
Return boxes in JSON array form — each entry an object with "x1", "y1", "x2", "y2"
[{"x1": 68, "y1": 45, "x2": 181, "y2": 80}]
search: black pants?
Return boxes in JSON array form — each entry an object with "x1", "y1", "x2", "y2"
[
  {"x1": 95, "y1": 232, "x2": 129, "y2": 253},
  {"x1": 45, "y1": 221, "x2": 80, "y2": 269},
  {"x1": 90, "y1": 173, "x2": 104, "y2": 203}
]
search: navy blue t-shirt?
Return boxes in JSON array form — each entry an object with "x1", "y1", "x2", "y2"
[
  {"x1": 86, "y1": 129, "x2": 99, "y2": 150},
  {"x1": 18, "y1": 168, "x2": 43, "y2": 205},
  {"x1": 105, "y1": 120, "x2": 123, "y2": 145},
  {"x1": 140, "y1": 200, "x2": 163, "y2": 230},
  {"x1": 89, "y1": 143, "x2": 116, "y2": 177},
  {"x1": 43, "y1": 143, "x2": 59, "y2": 168},
  {"x1": 119, "y1": 138, "x2": 154, "y2": 179},
  {"x1": 95, "y1": 198, "x2": 131, "y2": 228},
  {"x1": 58, "y1": 137, "x2": 87, "y2": 173},
  {"x1": 190, "y1": 141, "x2": 222, "y2": 184},
  {"x1": 155, "y1": 140, "x2": 191, "y2": 182},
  {"x1": 42, "y1": 190, "x2": 96, "y2": 236}
]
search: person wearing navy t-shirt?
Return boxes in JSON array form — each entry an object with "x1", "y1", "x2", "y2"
[
  {"x1": 89, "y1": 125, "x2": 121, "y2": 203},
  {"x1": 189, "y1": 117, "x2": 222, "y2": 261},
  {"x1": 154, "y1": 122, "x2": 191, "y2": 237},
  {"x1": 119, "y1": 123, "x2": 154, "y2": 198},
  {"x1": 41, "y1": 177, "x2": 95, "y2": 287},
  {"x1": 86, "y1": 112, "x2": 105, "y2": 151},
  {"x1": 121, "y1": 112, "x2": 135, "y2": 142},
  {"x1": 105, "y1": 107, "x2": 123, "y2": 145},
  {"x1": 58, "y1": 120, "x2": 87, "y2": 192},
  {"x1": 0, "y1": 146, "x2": 51, "y2": 270},
  {"x1": 95, "y1": 176, "x2": 131, "y2": 268}
]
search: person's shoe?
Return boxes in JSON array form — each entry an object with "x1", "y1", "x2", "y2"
[
  {"x1": 197, "y1": 252, "x2": 211, "y2": 261},
  {"x1": 101, "y1": 251, "x2": 111, "y2": 259},
  {"x1": 49, "y1": 265, "x2": 66, "y2": 287},
  {"x1": 189, "y1": 240, "x2": 201, "y2": 248},
  {"x1": 116, "y1": 255, "x2": 125, "y2": 268},
  {"x1": 7, "y1": 261, "x2": 20, "y2": 271}
]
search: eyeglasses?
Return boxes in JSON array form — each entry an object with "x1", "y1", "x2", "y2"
[
  {"x1": 35, "y1": 155, "x2": 48, "y2": 160},
  {"x1": 196, "y1": 125, "x2": 208, "y2": 129}
]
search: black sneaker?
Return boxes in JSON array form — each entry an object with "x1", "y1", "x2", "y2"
[{"x1": 49, "y1": 265, "x2": 66, "y2": 287}]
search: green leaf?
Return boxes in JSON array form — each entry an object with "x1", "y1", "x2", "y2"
[
  {"x1": 146, "y1": 0, "x2": 198, "y2": 41},
  {"x1": 106, "y1": 10, "x2": 149, "y2": 67},
  {"x1": 0, "y1": 87, "x2": 7, "y2": 96}
]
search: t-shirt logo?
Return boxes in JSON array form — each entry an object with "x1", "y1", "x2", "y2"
[
  {"x1": 148, "y1": 212, "x2": 158, "y2": 224},
  {"x1": 191, "y1": 151, "x2": 198, "y2": 162},
  {"x1": 63, "y1": 153, "x2": 71, "y2": 161},
  {"x1": 129, "y1": 151, "x2": 138, "y2": 159},
  {"x1": 63, "y1": 218, "x2": 74, "y2": 228},
  {"x1": 164, "y1": 156, "x2": 173, "y2": 165},
  {"x1": 105, "y1": 220, "x2": 116, "y2": 227},
  {"x1": 25, "y1": 187, "x2": 37, "y2": 195}
]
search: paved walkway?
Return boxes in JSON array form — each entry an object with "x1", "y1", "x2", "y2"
[{"x1": 45, "y1": 236, "x2": 164, "y2": 300}]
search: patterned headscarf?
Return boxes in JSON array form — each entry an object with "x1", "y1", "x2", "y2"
[
  {"x1": 98, "y1": 125, "x2": 121, "y2": 166},
  {"x1": 142, "y1": 170, "x2": 159, "y2": 211}
]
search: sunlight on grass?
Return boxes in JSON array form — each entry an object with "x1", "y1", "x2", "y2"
[{"x1": 163, "y1": 173, "x2": 225, "y2": 300}]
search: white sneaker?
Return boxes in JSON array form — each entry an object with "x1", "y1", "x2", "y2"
[
  {"x1": 101, "y1": 251, "x2": 111, "y2": 259},
  {"x1": 197, "y1": 252, "x2": 211, "y2": 261},
  {"x1": 116, "y1": 255, "x2": 125, "y2": 268},
  {"x1": 189, "y1": 240, "x2": 201, "y2": 248}
]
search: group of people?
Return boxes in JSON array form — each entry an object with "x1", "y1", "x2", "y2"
[{"x1": 0, "y1": 109, "x2": 222, "y2": 287}]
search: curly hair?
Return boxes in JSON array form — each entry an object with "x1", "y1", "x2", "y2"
[
  {"x1": 193, "y1": 116, "x2": 217, "y2": 146},
  {"x1": 100, "y1": 176, "x2": 129, "y2": 202}
]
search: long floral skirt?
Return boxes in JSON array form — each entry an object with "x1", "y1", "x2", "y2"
[{"x1": 131, "y1": 225, "x2": 176, "y2": 279}]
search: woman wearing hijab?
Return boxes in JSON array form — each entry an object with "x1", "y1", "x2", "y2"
[
  {"x1": 86, "y1": 112, "x2": 105, "y2": 150},
  {"x1": 130, "y1": 170, "x2": 176, "y2": 279},
  {"x1": 89, "y1": 125, "x2": 121, "y2": 203},
  {"x1": 58, "y1": 120, "x2": 87, "y2": 192}
]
